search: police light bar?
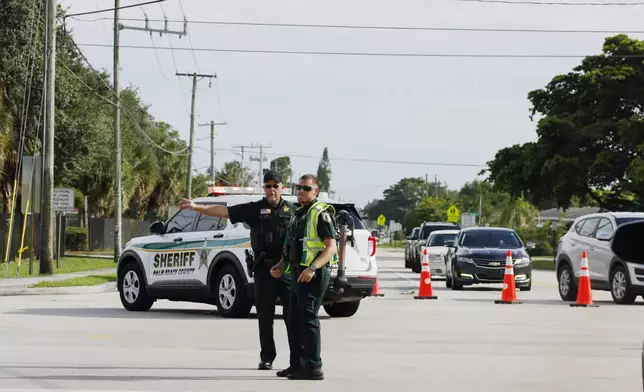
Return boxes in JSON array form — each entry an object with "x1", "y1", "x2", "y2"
[{"x1": 207, "y1": 186, "x2": 293, "y2": 196}]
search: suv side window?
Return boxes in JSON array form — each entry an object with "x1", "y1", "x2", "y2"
[
  {"x1": 574, "y1": 219, "x2": 586, "y2": 234},
  {"x1": 165, "y1": 209, "x2": 198, "y2": 233},
  {"x1": 579, "y1": 217, "x2": 599, "y2": 237},
  {"x1": 594, "y1": 218, "x2": 614, "y2": 239},
  {"x1": 195, "y1": 214, "x2": 226, "y2": 232}
]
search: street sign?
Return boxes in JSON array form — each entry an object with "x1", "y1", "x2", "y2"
[
  {"x1": 446, "y1": 205, "x2": 460, "y2": 223},
  {"x1": 377, "y1": 214, "x2": 386, "y2": 226},
  {"x1": 53, "y1": 188, "x2": 75, "y2": 212},
  {"x1": 461, "y1": 213, "x2": 476, "y2": 228}
]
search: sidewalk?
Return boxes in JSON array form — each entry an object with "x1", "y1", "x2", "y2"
[{"x1": 0, "y1": 268, "x2": 117, "y2": 296}]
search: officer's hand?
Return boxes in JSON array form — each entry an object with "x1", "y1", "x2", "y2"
[
  {"x1": 297, "y1": 268, "x2": 315, "y2": 283},
  {"x1": 178, "y1": 198, "x2": 195, "y2": 210},
  {"x1": 270, "y1": 265, "x2": 281, "y2": 279}
]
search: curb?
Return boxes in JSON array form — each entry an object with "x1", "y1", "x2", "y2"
[{"x1": 0, "y1": 282, "x2": 117, "y2": 297}]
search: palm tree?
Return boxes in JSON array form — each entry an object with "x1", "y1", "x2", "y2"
[
  {"x1": 0, "y1": 91, "x2": 16, "y2": 213},
  {"x1": 498, "y1": 197, "x2": 539, "y2": 229}
]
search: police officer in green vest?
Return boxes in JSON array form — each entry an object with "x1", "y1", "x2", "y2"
[
  {"x1": 178, "y1": 171, "x2": 298, "y2": 371},
  {"x1": 270, "y1": 173, "x2": 337, "y2": 381}
]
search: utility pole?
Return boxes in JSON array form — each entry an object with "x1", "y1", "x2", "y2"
[
  {"x1": 112, "y1": 0, "x2": 122, "y2": 264},
  {"x1": 40, "y1": 0, "x2": 56, "y2": 275},
  {"x1": 249, "y1": 143, "x2": 272, "y2": 186},
  {"x1": 176, "y1": 72, "x2": 216, "y2": 198},
  {"x1": 232, "y1": 144, "x2": 255, "y2": 186},
  {"x1": 112, "y1": 12, "x2": 188, "y2": 261},
  {"x1": 198, "y1": 121, "x2": 226, "y2": 185}
]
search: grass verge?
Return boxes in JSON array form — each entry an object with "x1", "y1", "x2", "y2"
[
  {"x1": 29, "y1": 273, "x2": 116, "y2": 288},
  {"x1": 0, "y1": 257, "x2": 115, "y2": 279},
  {"x1": 532, "y1": 258, "x2": 555, "y2": 271}
]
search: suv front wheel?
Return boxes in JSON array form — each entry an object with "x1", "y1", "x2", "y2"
[
  {"x1": 119, "y1": 262, "x2": 154, "y2": 311},
  {"x1": 610, "y1": 264, "x2": 637, "y2": 305},
  {"x1": 558, "y1": 262, "x2": 577, "y2": 301}
]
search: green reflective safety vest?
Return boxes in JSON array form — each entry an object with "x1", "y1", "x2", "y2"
[
  {"x1": 301, "y1": 201, "x2": 339, "y2": 267},
  {"x1": 285, "y1": 201, "x2": 338, "y2": 274}
]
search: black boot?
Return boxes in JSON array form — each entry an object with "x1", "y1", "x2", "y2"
[
  {"x1": 276, "y1": 366, "x2": 300, "y2": 377},
  {"x1": 287, "y1": 367, "x2": 324, "y2": 380},
  {"x1": 257, "y1": 361, "x2": 273, "y2": 370}
]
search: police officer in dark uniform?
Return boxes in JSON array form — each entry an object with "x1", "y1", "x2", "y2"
[
  {"x1": 270, "y1": 173, "x2": 337, "y2": 381},
  {"x1": 178, "y1": 171, "x2": 297, "y2": 371}
]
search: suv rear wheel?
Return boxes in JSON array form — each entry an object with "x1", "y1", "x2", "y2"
[
  {"x1": 214, "y1": 264, "x2": 252, "y2": 318},
  {"x1": 558, "y1": 262, "x2": 577, "y2": 301},
  {"x1": 610, "y1": 264, "x2": 637, "y2": 305},
  {"x1": 323, "y1": 301, "x2": 360, "y2": 317}
]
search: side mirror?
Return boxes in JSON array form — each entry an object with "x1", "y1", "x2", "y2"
[
  {"x1": 596, "y1": 231, "x2": 612, "y2": 241},
  {"x1": 150, "y1": 221, "x2": 164, "y2": 235},
  {"x1": 526, "y1": 241, "x2": 536, "y2": 249}
]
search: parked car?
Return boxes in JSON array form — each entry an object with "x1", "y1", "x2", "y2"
[
  {"x1": 444, "y1": 227, "x2": 532, "y2": 290},
  {"x1": 609, "y1": 220, "x2": 644, "y2": 390},
  {"x1": 404, "y1": 227, "x2": 420, "y2": 269},
  {"x1": 555, "y1": 212, "x2": 644, "y2": 304},
  {"x1": 420, "y1": 229, "x2": 459, "y2": 278},
  {"x1": 410, "y1": 222, "x2": 460, "y2": 273}
]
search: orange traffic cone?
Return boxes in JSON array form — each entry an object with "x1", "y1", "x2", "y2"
[
  {"x1": 414, "y1": 249, "x2": 437, "y2": 300},
  {"x1": 495, "y1": 250, "x2": 522, "y2": 304},
  {"x1": 570, "y1": 251, "x2": 598, "y2": 307},
  {"x1": 370, "y1": 276, "x2": 385, "y2": 297}
]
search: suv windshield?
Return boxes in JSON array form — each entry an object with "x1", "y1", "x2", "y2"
[
  {"x1": 421, "y1": 225, "x2": 457, "y2": 239},
  {"x1": 459, "y1": 230, "x2": 523, "y2": 249},
  {"x1": 428, "y1": 233, "x2": 457, "y2": 246}
]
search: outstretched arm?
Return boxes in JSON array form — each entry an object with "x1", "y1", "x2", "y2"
[{"x1": 178, "y1": 198, "x2": 230, "y2": 218}]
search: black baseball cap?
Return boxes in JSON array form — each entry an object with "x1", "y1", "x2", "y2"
[{"x1": 263, "y1": 171, "x2": 283, "y2": 184}]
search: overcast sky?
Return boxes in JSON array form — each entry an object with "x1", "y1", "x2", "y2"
[{"x1": 59, "y1": 0, "x2": 642, "y2": 211}]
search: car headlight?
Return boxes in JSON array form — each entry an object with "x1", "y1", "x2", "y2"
[
  {"x1": 457, "y1": 256, "x2": 474, "y2": 264},
  {"x1": 513, "y1": 257, "x2": 531, "y2": 267}
]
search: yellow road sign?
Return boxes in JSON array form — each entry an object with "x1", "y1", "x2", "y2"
[
  {"x1": 377, "y1": 214, "x2": 386, "y2": 226},
  {"x1": 446, "y1": 205, "x2": 460, "y2": 223}
]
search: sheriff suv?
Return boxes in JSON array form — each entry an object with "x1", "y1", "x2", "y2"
[
  {"x1": 115, "y1": 188, "x2": 378, "y2": 318},
  {"x1": 556, "y1": 211, "x2": 644, "y2": 304}
]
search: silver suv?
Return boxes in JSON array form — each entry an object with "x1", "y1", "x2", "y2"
[{"x1": 556, "y1": 212, "x2": 644, "y2": 304}]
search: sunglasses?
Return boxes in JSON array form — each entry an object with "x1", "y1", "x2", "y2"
[
  {"x1": 263, "y1": 184, "x2": 281, "y2": 189},
  {"x1": 296, "y1": 185, "x2": 317, "y2": 192}
]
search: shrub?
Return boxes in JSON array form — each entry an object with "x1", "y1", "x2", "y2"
[{"x1": 65, "y1": 227, "x2": 88, "y2": 251}]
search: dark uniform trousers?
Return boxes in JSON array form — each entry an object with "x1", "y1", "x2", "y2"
[
  {"x1": 288, "y1": 263, "x2": 331, "y2": 370},
  {"x1": 254, "y1": 257, "x2": 300, "y2": 368}
]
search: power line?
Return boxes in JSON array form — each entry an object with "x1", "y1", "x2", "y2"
[
  {"x1": 67, "y1": 16, "x2": 644, "y2": 34},
  {"x1": 458, "y1": 0, "x2": 644, "y2": 5},
  {"x1": 63, "y1": 0, "x2": 167, "y2": 19},
  {"x1": 213, "y1": 148, "x2": 486, "y2": 168},
  {"x1": 73, "y1": 42, "x2": 642, "y2": 58}
]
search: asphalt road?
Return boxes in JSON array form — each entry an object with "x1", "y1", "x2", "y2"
[{"x1": 0, "y1": 250, "x2": 643, "y2": 392}]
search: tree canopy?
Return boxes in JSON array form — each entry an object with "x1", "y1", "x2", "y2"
[{"x1": 485, "y1": 34, "x2": 644, "y2": 211}]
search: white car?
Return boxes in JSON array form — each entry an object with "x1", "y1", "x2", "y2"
[
  {"x1": 420, "y1": 229, "x2": 459, "y2": 278},
  {"x1": 115, "y1": 187, "x2": 378, "y2": 318}
]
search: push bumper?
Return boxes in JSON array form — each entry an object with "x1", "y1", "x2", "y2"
[
  {"x1": 454, "y1": 262, "x2": 531, "y2": 286},
  {"x1": 325, "y1": 275, "x2": 376, "y2": 304}
]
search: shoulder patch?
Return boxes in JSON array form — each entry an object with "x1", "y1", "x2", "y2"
[{"x1": 322, "y1": 212, "x2": 332, "y2": 222}]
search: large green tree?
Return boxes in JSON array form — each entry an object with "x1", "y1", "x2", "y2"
[
  {"x1": 215, "y1": 161, "x2": 254, "y2": 187},
  {"x1": 485, "y1": 34, "x2": 644, "y2": 211},
  {"x1": 269, "y1": 156, "x2": 292, "y2": 185}
]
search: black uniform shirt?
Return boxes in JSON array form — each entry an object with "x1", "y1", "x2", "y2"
[
  {"x1": 284, "y1": 199, "x2": 336, "y2": 264},
  {"x1": 227, "y1": 197, "x2": 294, "y2": 259}
]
